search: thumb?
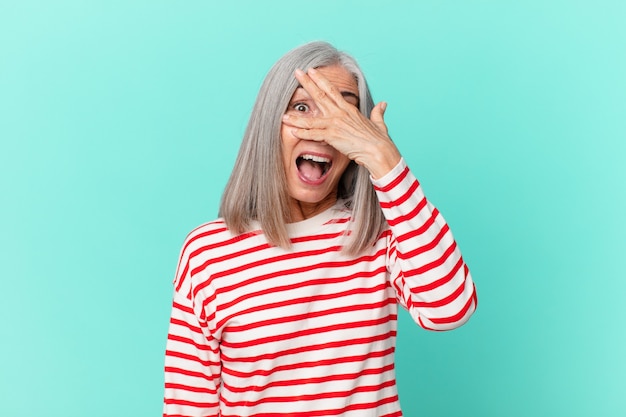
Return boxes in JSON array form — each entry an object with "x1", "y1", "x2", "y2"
[{"x1": 370, "y1": 101, "x2": 388, "y2": 133}]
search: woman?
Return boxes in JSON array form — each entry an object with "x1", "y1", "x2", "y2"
[{"x1": 163, "y1": 41, "x2": 477, "y2": 417}]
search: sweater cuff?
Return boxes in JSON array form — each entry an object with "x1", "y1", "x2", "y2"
[{"x1": 370, "y1": 157, "x2": 407, "y2": 189}]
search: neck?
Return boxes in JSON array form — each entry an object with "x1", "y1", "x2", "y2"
[{"x1": 288, "y1": 196, "x2": 337, "y2": 222}]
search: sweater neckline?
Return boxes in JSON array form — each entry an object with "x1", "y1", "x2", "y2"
[{"x1": 285, "y1": 199, "x2": 350, "y2": 236}]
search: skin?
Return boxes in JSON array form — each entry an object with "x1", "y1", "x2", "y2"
[{"x1": 281, "y1": 65, "x2": 402, "y2": 221}]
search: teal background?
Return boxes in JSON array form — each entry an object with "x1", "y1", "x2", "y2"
[{"x1": 1, "y1": 0, "x2": 624, "y2": 416}]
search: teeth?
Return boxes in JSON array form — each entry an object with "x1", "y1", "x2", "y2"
[{"x1": 300, "y1": 154, "x2": 331, "y2": 163}]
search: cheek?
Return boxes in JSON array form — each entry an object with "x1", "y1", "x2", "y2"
[
  {"x1": 280, "y1": 123, "x2": 296, "y2": 145},
  {"x1": 280, "y1": 125, "x2": 295, "y2": 164},
  {"x1": 334, "y1": 155, "x2": 351, "y2": 175}
]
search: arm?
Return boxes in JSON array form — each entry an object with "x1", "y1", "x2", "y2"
[
  {"x1": 163, "y1": 248, "x2": 221, "y2": 416},
  {"x1": 282, "y1": 68, "x2": 476, "y2": 330},
  {"x1": 372, "y1": 159, "x2": 477, "y2": 330}
]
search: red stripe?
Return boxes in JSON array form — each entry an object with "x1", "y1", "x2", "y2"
[
  {"x1": 167, "y1": 334, "x2": 216, "y2": 352},
  {"x1": 163, "y1": 398, "x2": 218, "y2": 408},
  {"x1": 397, "y1": 223, "x2": 449, "y2": 260},
  {"x1": 221, "y1": 315, "x2": 396, "y2": 349},
  {"x1": 190, "y1": 229, "x2": 356, "y2": 297},
  {"x1": 174, "y1": 262, "x2": 189, "y2": 292},
  {"x1": 378, "y1": 179, "x2": 419, "y2": 209},
  {"x1": 221, "y1": 331, "x2": 396, "y2": 371},
  {"x1": 222, "y1": 362, "x2": 396, "y2": 393},
  {"x1": 164, "y1": 413, "x2": 217, "y2": 417},
  {"x1": 190, "y1": 230, "x2": 350, "y2": 285},
  {"x1": 386, "y1": 195, "x2": 428, "y2": 227},
  {"x1": 204, "y1": 249, "x2": 387, "y2": 320},
  {"x1": 172, "y1": 300, "x2": 193, "y2": 315},
  {"x1": 373, "y1": 165, "x2": 410, "y2": 192},
  {"x1": 169, "y1": 317, "x2": 203, "y2": 335},
  {"x1": 403, "y1": 241, "x2": 458, "y2": 280},
  {"x1": 188, "y1": 228, "x2": 259, "y2": 259},
  {"x1": 412, "y1": 278, "x2": 467, "y2": 308},
  {"x1": 211, "y1": 245, "x2": 345, "y2": 290},
  {"x1": 215, "y1": 275, "x2": 389, "y2": 329},
  {"x1": 225, "y1": 297, "x2": 396, "y2": 333},
  {"x1": 221, "y1": 395, "x2": 399, "y2": 417},
  {"x1": 164, "y1": 414, "x2": 212, "y2": 417},
  {"x1": 164, "y1": 412, "x2": 218, "y2": 417},
  {"x1": 387, "y1": 243, "x2": 397, "y2": 259},
  {"x1": 164, "y1": 382, "x2": 217, "y2": 394},
  {"x1": 193, "y1": 244, "x2": 352, "y2": 298},
  {"x1": 221, "y1": 379, "x2": 397, "y2": 407},
  {"x1": 191, "y1": 241, "x2": 272, "y2": 280},
  {"x1": 323, "y1": 217, "x2": 350, "y2": 225},
  {"x1": 179, "y1": 223, "x2": 229, "y2": 254},
  {"x1": 379, "y1": 229, "x2": 392, "y2": 239},
  {"x1": 472, "y1": 281, "x2": 478, "y2": 308},
  {"x1": 395, "y1": 207, "x2": 439, "y2": 243},
  {"x1": 417, "y1": 316, "x2": 435, "y2": 331},
  {"x1": 216, "y1": 246, "x2": 386, "y2": 293},
  {"x1": 164, "y1": 366, "x2": 219, "y2": 383},
  {"x1": 165, "y1": 350, "x2": 220, "y2": 368},
  {"x1": 410, "y1": 255, "x2": 464, "y2": 294},
  {"x1": 392, "y1": 274, "x2": 405, "y2": 301},
  {"x1": 291, "y1": 230, "x2": 348, "y2": 243},
  {"x1": 429, "y1": 286, "x2": 476, "y2": 324},
  {"x1": 174, "y1": 223, "x2": 230, "y2": 292}
]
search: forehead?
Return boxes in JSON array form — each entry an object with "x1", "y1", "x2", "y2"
[
  {"x1": 314, "y1": 64, "x2": 359, "y2": 94},
  {"x1": 292, "y1": 64, "x2": 359, "y2": 98},
  {"x1": 291, "y1": 65, "x2": 359, "y2": 106}
]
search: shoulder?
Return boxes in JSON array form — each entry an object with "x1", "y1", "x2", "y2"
[
  {"x1": 173, "y1": 219, "x2": 265, "y2": 289},
  {"x1": 180, "y1": 219, "x2": 262, "y2": 260},
  {"x1": 184, "y1": 219, "x2": 231, "y2": 246}
]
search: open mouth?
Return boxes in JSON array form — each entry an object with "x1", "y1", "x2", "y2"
[{"x1": 296, "y1": 153, "x2": 332, "y2": 183}]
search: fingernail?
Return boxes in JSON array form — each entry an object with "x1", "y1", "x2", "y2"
[{"x1": 295, "y1": 68, "x2": 305, "y2": 76}]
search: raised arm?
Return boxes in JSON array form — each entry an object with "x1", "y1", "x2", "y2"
[
  {"x1": 282, "y1": 67, "x2": 476, "y2": 330},
  {"x1": 373, "y1": 160, "x2": 477, "y2": 330}
]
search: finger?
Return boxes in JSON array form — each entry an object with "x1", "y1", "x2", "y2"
[
  {"x1": 307, "y1": 67, "x2": 355, "y2": 111},
  {"x1": 294, "y1": 68, "x2": 347, "y2": 113},
  {"x1": 294, "y1": 69, "x2": 333, "y2": 112},
  {"x1": 290, "y1": 127, "x2": 328, "y2": 143},
  {"x1": 370, "y1": 101, "x2": 388, "y2": 134},
  {"x1": 282, "y1": 113, "x2": 328, "y2": 129}
]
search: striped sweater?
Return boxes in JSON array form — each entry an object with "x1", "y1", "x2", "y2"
[{"x1": 163, "y1": 159, "x2": 477, "y2": 417}]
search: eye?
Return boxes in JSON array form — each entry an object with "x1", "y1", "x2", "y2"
[{"x1": 293, "y1": 103, "x2": 309, "y2": 112}]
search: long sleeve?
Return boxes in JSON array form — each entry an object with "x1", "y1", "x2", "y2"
[
  {"x1": 372, "y1": 159, "x2": 477, "y2": 331},
  {"x1": 163, "y1": 242, "x2": 222, "y2": 417}
]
